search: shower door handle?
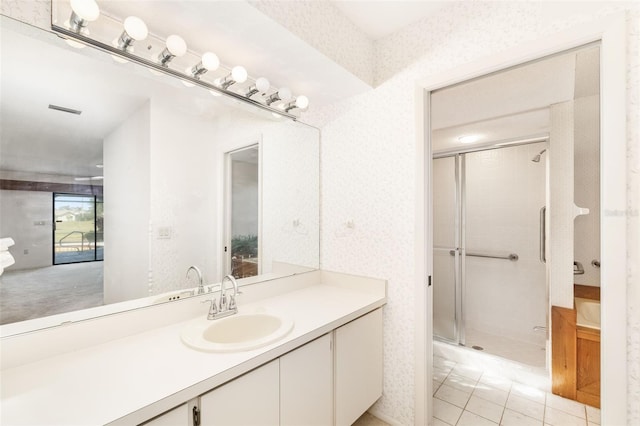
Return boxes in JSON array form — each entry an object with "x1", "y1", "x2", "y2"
[{"x1": 540, "y1": 206, "x2": 546, "y2": 263}]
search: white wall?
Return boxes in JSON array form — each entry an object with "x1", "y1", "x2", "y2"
[
  {"x1": 231, "y1": 159, "x2": 259, "y2": 238},
  {"x1": 103, "y1": 102, "x2": 151, "y2": 304},
  {"x1": 574, "y1": 95, "x2": 601, "y2": 287},
  {"x1": 148, "y1": 98, "x2": 219, "y2": 295},
  {"x1": 0, "y1": 190, "x2": 51, "y2": 270}
]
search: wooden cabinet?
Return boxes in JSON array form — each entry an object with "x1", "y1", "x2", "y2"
[
  {"x1": 280, "y1": 333, "x2": 333, "y2": 426},
  {"x1": 200, "y1": 360, "x2": 279, "y2": 426},
  {"x1": 335, "y1": 309, "x2": 384, "y2": 426}
]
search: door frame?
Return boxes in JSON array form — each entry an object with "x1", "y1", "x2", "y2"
[
  {"x1": 414, "y1": 13, "x2": 627, "y2": 425},
  {"x1": 223, "y1": 143, "x2": 262, "y2": 277}
]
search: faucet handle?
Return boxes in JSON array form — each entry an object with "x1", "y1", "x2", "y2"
[
  {"x1": 202, "y1": 298, "x2": 218, "y2": 319},
  {"x1": 228, "y1": 295, "x2": 237, "y2": 310},
  {"x1": 219, "y1": 293, "x2": 227, "y2": 312}
]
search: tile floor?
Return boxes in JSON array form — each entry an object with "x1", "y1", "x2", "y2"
[
  {"x1": 433, "y1": 355, "x2": 600, "y2": 426},
  {"x1": 464, "y1": 327, "x2": 546, "y2": 369}
]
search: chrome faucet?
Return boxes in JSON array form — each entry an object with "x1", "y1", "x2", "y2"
[
  {"x1": 204, "y1": 275, "x2": 239, "y2": 320},
  {"x1": 186, "y1": 265, "x2": 205, "y2": 295}
]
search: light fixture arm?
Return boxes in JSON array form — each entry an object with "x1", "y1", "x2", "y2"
[
  {"x1": 69, "y1": 11, "x2": 89, "y2": 33},
  {"x1": 116, "y1": 30, "x2": 134, "y2": 50},
  {"x1": 219, "y1": 75, "x2": 237, "y2": 90},
  {"x1": 245, "y1": 86, "x2": 260, "y2": 98},
  {"x1": 190, "y1": 62, "x2": 208, "y2": 79},
  {"x1": 265, "y1": 92, "x2": 282, "y2": 106},
  {"x1": 158, "y1": 48, "x2": 175, "y2": 67}
]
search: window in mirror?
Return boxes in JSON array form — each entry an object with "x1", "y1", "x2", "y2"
[
  {"x1": 53, "y1": 193, "x2": 104, "y2": 265},
  {"x1": 226, "y1": 144, "x2": 260, "y2": 279}
]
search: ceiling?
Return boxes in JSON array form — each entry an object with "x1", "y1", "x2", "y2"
[
  {"x1": 331, "y1": 0, "x2": 450, "y2": 40},
  {"x1": 431, "y1": 45, "x2": 600, "y2": 152}
]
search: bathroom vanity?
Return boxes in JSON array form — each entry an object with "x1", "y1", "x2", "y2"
[{"x1": 0, "y1": 271, "x2": 386, "y2": 425}]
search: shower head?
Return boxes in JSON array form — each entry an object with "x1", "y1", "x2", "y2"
[{"x1": 531, "y1": 149, "x2": 547, "y2": 162}]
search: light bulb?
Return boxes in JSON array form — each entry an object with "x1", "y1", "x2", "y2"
[
  {"x1": 278, "y1": 88, "x2": 292, "y2": 102},
  {"x1": 256, "y1": 77, "x2": 270, "y2": 93},
  {"x1": 295, "y1": 95, "x2": 309, "y2": 109},
  {"x1": 166, "y1": 35, "x2": 187, "y2": 56},
  {"x1": 158, "y1": 35, "x2": 187, "y2": 66},
  {"x1": 231, "y1": 66, "x2": 248, "y2": 83},
  {"x1": 458, "y1": 135, "x2": 482, "y2": 144},
  {"x1": 190, "y1": 52, "x2": 219, "y2": 79},
  {"x1": 201, "y1": 52, "x2": 220, "y2": 71},
  {"x1": 70, "y1": 0, "x2": 100, "y2": 21},
  {"x1": 123, "y1": 16, "x2": 148, "y2": 41}
]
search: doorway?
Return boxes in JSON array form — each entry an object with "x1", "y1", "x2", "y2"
[
  {"x1": 413, "y1": 16, "x2": 628, "y2": 425},
  {"x1": 53, "y1": 193, "x2": 103, "y2": 265},
  {"x1": 224, "y1": 144, "x2": 260, "y2": 279}
]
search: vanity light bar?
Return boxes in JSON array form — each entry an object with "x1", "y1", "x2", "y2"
[{"x1": 51, "y1": 0, "x2": 309, "y2": 120}]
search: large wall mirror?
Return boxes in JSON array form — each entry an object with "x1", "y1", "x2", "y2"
[{"x1": 0, "y1": 16, "x2": 320, "y2": 335}]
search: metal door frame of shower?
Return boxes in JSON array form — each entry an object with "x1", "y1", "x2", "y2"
[{"x1": 433, "y1": 137, "x2": 549, "y2": 348}]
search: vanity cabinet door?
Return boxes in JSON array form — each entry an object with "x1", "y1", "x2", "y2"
[
  {"x1": 199, "y1": 359, "x2": 279, "y2": 426},
  {"x1": 280, "y1": 333, "x2": 333, "y2": 426},
  {"x1": 334, "y1": 308, "x2": 384, "y2": 426},
  {"x1": 141, "y1": 404, "x2": 189, "y2": 425}
]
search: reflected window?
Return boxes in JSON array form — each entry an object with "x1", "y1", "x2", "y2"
[{"x1": 53, "y1": 193, "x2": 103, "y2": 264}]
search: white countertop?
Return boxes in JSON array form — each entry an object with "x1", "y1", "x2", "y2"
[{"x1": 0, "y1": 279, "x2": 385, "y2": 425}]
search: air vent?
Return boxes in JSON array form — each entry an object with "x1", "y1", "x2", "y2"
[{"x1": 48, "y1": 104, "x2": 82, "y2": 115}]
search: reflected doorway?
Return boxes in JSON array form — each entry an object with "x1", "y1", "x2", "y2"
[
  {"x1": 225, "y1": 144, "x2": 260, "y2": 279},
  {"x1": 53, "y1": 193, "x2": 103, "y2": 264}
]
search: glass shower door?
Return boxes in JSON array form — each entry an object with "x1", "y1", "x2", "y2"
[{"x1": 432, "y1": 155, "x2": 461, "y2": 343}]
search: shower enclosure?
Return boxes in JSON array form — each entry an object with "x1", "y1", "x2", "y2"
[{"x1": 433, "y1": 141, "x2": 548, "y2": 368}]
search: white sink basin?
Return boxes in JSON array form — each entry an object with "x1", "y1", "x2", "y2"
[
  {"x1": 181, "y1": 311, "x2": 294, "y2": 352},
  {"x1": 575, "y1": 297, "x2": 600, "y2": 330}
]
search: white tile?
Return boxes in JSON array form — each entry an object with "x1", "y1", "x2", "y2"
[
  {"x1": 545, "y1": 393, "x2": 586, "y2": 418},
  {"x1": 457, "y1": 410, "x2": 499, "y2": 426},
  {"x1": 444, "y1": 372, "x2": 478, "y2": 393},
  {"x1": 435, "y1": 384, "x2": 471, "y2": 408},
  {"x1": 544, "y1": 406, "x2": 587, "y2": 426},
  {"x1": 511, "y1": 383, "x2": 546, "y2": 404},
  {"x1": 433, "y1": 398, "x2": 462, "y2": 426},
  {"x1": 452, "y1": 364, "x2": 483, "y2": 381},
  {"x1": 500, "y1": 408, "x2": 543, "y2": 426},
  {"x1": 432, "y1": 417, "x2": 450, "y2": 426},
  {"x1": 433, "y1": 380, "x2": 443, "y2": 395},
  {"x1": 585, "y1": 405, "x2": 600, "y2": 425},
  {"x1": 465, "y1": 395, "x2": 504, "y2": 423},
  {"x1": 506, "y1": 394, "x2": 545, "y2": 421},
  {"x1": 434, "y1": 355, "x2": 456, "y2": 372},
  {"x1": 434, "y1": 366, "x2": 450, "y2": 382},
  {"x1": 473, "y1": 384, "x2": 509, "y2": 406},
  {"x1": 479, "y1": 373, "x2": 513, "y2": 392}
]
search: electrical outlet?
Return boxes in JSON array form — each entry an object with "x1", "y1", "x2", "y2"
[{"x1": 157, "y1": 226, "x2": 172, "y2": 239}]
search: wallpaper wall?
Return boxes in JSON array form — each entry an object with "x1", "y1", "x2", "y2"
[
  {"x1": 305, "y1": 2, "x2": 639, "y2": 424},
  {"x1": 249, "y1": 0, "x2": 374, "y2": 86}
]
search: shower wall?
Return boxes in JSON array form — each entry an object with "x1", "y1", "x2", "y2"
[{"x1": 464, "y1": 143, "x2": 547, "y2": 347}]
